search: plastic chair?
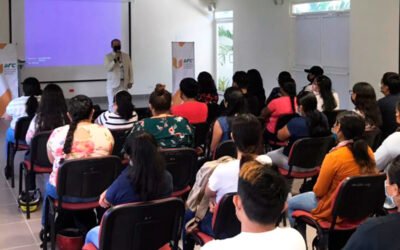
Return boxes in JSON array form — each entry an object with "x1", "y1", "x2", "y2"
[
  {"x1": 267, "y1": 113, "x2": 298, "y2": 149},
  {"x1": 82, "y1": 198, "x2": 185, "y2": 250},
  {"x1": 161, "y1": 148, "x2": 197, "y2": 197},
  {"x1": 190, "y1": 193, "x2": 241, "y2": 246},
  {"x1": 213, "y1": 140, "x2": 237, "y2": 160},
  {"x1": 5, "y1": 116, "x2": 32, "y2": 188},
  {"x1": 193, "y1": 122, "x2": 209, "y2": 149},
  {"x1": 292, "y1": 174, "x2": 386, "y2": 250},
  {"x1": 109, "y1": 128, "x2": 130, "y2": 158},
  {"x1": 279, "y1": 136, "x2": 335, "y2": 180},
  {"x1": 42, "y1": 156, "x2": 123, "y2": 250},
  {"x1": 19, "y1": 131, "x2": 53, "y2": 219}
]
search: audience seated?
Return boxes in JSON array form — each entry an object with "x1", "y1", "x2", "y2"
[
  {"x1": 300, "y1": 65, "x2": 324, "y2": 93},
  {"x1": 171, "y1": 78, "x2": 208, "y2": 124},
  {"x1": 25, "y1": 84, "x2": 68, "y2": 144},
  {"x1": 95, "y1": 90, "x2": 138, "y2": 130},
  {"x1": 24, "y1": 84, "x2": 68, "y2": 192},
  {"x1": 4, "y1": 77, "x2": 42, "y2": 159},
  {"x1": 232, "y1": 71, "x2": 259, "y2": 116},
  {"x1": 210, "y1": 87, "x2": 246, "y2": 154},
  {"x1": 41, "y1": 95, "x2": 114, "y2": 228},
  {"x1": 247, "y1": 69, "x2": 266, "y2": 115},
  {"x1": 378, "y1": 72, "x2": 400, "y2": 139},
  {"x1": 183, "y1": 114, "x2": 271, "y2": 250},
  {"x1": 351, "y1": 82, "x2": 382, "y2": 131},
  {"x1": 84, "y1": 131, "x2": 173, "y2": 248},
  {"x1": 375, "y1": 101, "x2": 400, "y2": 172},
  {"x1": 262, "y1": 79, "x2": 297, "y2": 142},
  {"x1": 312, "y1": 75, "x2": 340, "y2": 112},
  {"x1": 197, "y1": 71, "x2": 219, "y2": 105},
  {"x1": 287, "y1": 111, "x2": 378, "y2": 239},
  {"x1": 267, "y1": 92, "x2": 330, "y2": 171},
  {"x1": 130, "y1": 84, "x2": 194, "y2": 148},
  {"x1": 266, "y1": 71, "x2": 292, "y2": 104},
  {"x1": 343, "y1": 156, "x2": 400, "y2": 250},
  {"x1": 202, "y1": 158, "x2": 305, "y2": 250}
]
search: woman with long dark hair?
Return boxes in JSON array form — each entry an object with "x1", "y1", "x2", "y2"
[
  {"x1": 267, "y1": 92, "x2": 330, "y2": 170},
  {"x1": 25, "y1": 84, "x2": 68, "y2": 144},
  {"x1": 247, "y1": 69, "x2": 266, "y2": 114},
  {"x1": 351, "y1": 82, "x2": 382, "y2": 131},
  {"x1": 210, "y1": 87, "x2": 247, "y2": 154},
  {"x1": 197, "y1": 71, "x2": 218, "y2": 104},
  {"x1": 313, "y1": 75, "x2": 339, "y2": 112},
  {"x1": 84, "y1": 131, "x2": 173, "y2": 248},
  {"x1": 95, "y1": 90, "x2": 138, "y2": 130},
  {"x1": 41, "y1": 95, "x2": 114, "y2": 227},
  {"x1": 288, "y1": 111, "x2": 378, "y2": 239}
]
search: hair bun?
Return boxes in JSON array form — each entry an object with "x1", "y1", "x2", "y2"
[{"x1": 154, "y1": 84, "x2": 166, "y2": 96}]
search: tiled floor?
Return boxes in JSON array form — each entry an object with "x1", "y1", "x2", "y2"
[{"x1": 0, "y1": 118, "x2": 315, "y2": 250}]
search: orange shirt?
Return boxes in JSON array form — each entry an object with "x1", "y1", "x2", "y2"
[{"x1": 311, "y1": 145, "x2": 376, "y2": 222}]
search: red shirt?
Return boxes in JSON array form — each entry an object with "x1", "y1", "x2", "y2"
[{"x1": 171, "y1": 101, "x2": 208, "y2": 124}]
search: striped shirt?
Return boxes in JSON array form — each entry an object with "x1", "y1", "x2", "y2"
[
  {"x1": 95, "y1": 110, "x2": 138, "y2": 130},
  {"x1": 6, "y1": 95, "x2": 41, "y2": 129}
]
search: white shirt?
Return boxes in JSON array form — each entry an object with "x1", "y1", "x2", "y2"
[
  {"x1": 375, "y1": 132, "x2": 400, "y2": 171},
  {"x1": 95, "y1": 110, "x2": 138, "y2": 130},
  {"x1": 208, "y1": 155, "x2": 272, "y2": 203},
  {"x1": 201, "y1": 227, "x2": 306, "y2": 250},
  {"x1": 314, "y1": 91, "x2": 340, "y2": 112},
  {"x1": 6, "y1": 95, "x2": 41, "y2": 129}
]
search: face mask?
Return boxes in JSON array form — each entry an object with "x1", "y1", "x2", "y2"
[
  {"x1": 307, "y1": 75, "x2": 313, "y2": 82},
  {"x1": 385, "y1": 184, "x2": 395, "y2": 206},
  {"x1": 113, "y1": 45, "x2": 121, "y2": 52},
  {"x1": 331, "y1": 132, "x2": 337, "y2": 142}
]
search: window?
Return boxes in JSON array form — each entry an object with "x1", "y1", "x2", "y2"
[
  {"x1": 292, "y1": 0, "x2": 350, "y2": 15},
  {"x1": 215, "y1": 11, "x2": 233, "y2": 92}
]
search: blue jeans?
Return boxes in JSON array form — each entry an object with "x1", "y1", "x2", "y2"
[
  {"x1": 41, "y1": 182, "x2": 98, "y2": 226},
  {"x1": 182, "y1": 210, "x2": 214, "y2": 250},
  {"x1": 85, "y1": 226, "x2": 100, "y2": 249},
  {"x1": 5, "y1": 127, "x2": 15, "y2": 158},
  {"x1": 287, "y1": 191, "x2": 318, "y2": 240}
]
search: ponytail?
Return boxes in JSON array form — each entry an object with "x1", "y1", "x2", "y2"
[
  {"x1": 115, "y1": 91, "x2": 135, "y2": 120},
  {"x1": 240, "y1": 153, "x2": 257, "y2": 169},
  {"x1": 25, "y1": 96, "x2": 38, "y2": 119},
  {"x1": 349, "y1": 137, "x2": 376, "y2": 174},
  {"x1": 63, "y1": 121, "x2": 78, "y2": 155}
]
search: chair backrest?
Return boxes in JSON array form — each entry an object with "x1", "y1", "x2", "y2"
[
  {"x1": 56, "y1": 156, "x2": 123, "y2": 199},
  {"x1": 14, "y1": 116, "x2": 32, "y2": 142},
  {"x1": 323, "y1": 109, "x2": 346, "y2": 128},
  {"x1": 29, "y1": 131, "x2": 52, "y2": 167},
  {"x1": 136, "y1": 107, "x2": 152, "y2": 120},
  {"x1": 99, "y1": 198, "x2": 185, "y2": 250},
  {"x1": 330, "y1": 174, "x2": 386, "y2": 230},
  {"x1": 110, "y1": 128, "x2": 130, "y2": 158},
  {"x1": 212, "y1": 193, "x2": 241, "y2": 239},
  {"x1": 274, "y1": 113, "x2": 298, "y2": 134},
  {"x1": 363, "y1": 128, "x2": 382, "y2": 151},
  {"x1": 214, "y1": 140, "x2": 237, "y2": 160},
  {"x1": 161, "y1": 148, "x2": 197, "y2": 191},
  {"x1": 193, "y1": 122, "x2": 209, "y2": 148},
  {"x1": 288, "y1": 136, "x2": 335, "y2": 170},
  {"x1": 207, "y1": 103, "x2": 220, "y2": 124}
]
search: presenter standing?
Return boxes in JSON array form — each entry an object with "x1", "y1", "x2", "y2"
[{"x1": 104, "y1": 39, "x2": 133, "y2": 110}]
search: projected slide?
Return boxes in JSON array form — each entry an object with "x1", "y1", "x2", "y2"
[
  {"x1": 12, "y1": 0, "x2": 130, "y2": 82},
  {"x1": 25, "y1": 0, "x2": 122, "y2": 67}
]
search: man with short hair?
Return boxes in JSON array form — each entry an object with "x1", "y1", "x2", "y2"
[
  {"x1": 202, "y1": 156, "x2": 305, "y2": 250},
  {"x1": 104, "y1": 39, "x2": 133, "y2": 111},
  {"x1": 378, "y1": 72, "x2": 400, "y2": 139},
  {"x1": 171, "y1": 78, "x2": 208, "y2": 124}
]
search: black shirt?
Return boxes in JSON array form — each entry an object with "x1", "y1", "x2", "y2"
[
  {"x1": 343, "y1": 213, "x2": 400, "y2": 250},
  {"x1": 378, "y1": 94, "x2": 400, "y2": 140}
]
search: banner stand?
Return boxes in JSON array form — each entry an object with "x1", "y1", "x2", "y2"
[{"x1": 172, "y1": 42, "x2": 195, "y2": 93}]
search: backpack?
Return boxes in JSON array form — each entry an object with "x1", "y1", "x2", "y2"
[{"x1": 185, "y1": 156, "x2": 234, "y2": 232}]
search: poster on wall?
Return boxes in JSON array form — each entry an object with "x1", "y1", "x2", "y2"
[
  {"x1": 0, "y1": 44, "x2": 19, "y2": 117},
  {"x1": 172, "y1": 42, "x2": 195, "y2": 93}
]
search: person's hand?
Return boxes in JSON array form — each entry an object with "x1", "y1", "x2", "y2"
[
  {"x1": 127, "y1": 82, "x2": 133, "y2": 89},
  {"x1": 99, "y1": 190, "x2": 111, "y2": 208}
]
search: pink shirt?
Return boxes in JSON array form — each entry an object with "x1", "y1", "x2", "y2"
[
  {"x1": 171, "y1": 101, "x2": 208, "y2": 124},
  {"x1": 266, "y1": 96, "x2": 296, "y2": 133}
]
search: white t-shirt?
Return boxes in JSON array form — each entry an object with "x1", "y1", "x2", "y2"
[
  {"x1": 208, "y1": 155, "x2": 272, "y2": 203},
  {"x1": 375, "y1": 131, "x2": 400, "y2": 171},
  {"x1": 314, "y1": 91, "x2": 340, "y2": 112},
  {"x1": 201, "y1": 227, "x2": 306, "y2": 250},
  {"x1": 6, "y1": 95, "x2": 41, "y2": 129}
]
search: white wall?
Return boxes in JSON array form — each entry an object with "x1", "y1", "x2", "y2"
[
  {"x1": 216, "y1": 0, "x2": 292, "y2": 96},
  {"x1": 350, "y1": 0, "x2": 399, "y2": 98},
  {"x1": 0, "y1": 0, "x2": 10, "y2": 43}
]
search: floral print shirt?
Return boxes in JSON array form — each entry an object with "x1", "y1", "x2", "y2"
[
  {"x1": 47, "y1": 123, "x2": 114, "y2": 186},
  {"x1": 130, "y1": 116, "x2": 194, "y2": 148}
]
